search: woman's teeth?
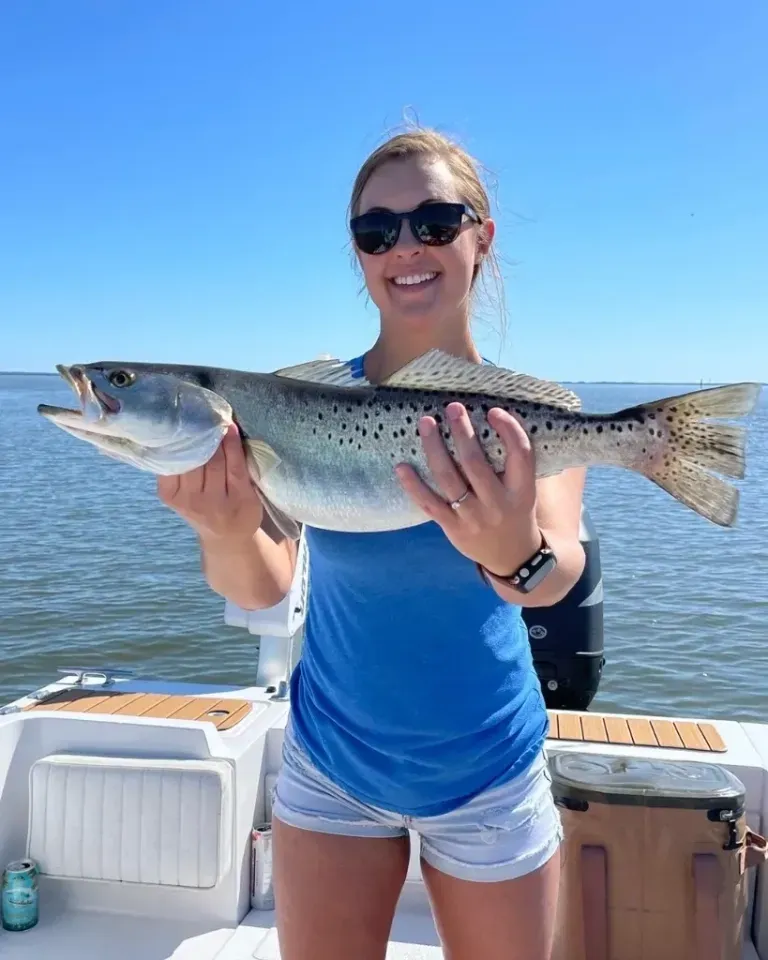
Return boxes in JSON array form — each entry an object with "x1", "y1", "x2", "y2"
[{"x1": 391, "y1": 272, "x2": 438, "y2": 286}]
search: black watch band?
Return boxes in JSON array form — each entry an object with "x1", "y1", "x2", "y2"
[{"x1": 477, "y1": 532, "x2": 557, "y2": 594}]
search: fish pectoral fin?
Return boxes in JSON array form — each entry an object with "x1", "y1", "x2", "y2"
[
  {"x1": 242, "y1": 438, "x2": 301, "y2": 540},
  {"x1": 260, "y1": 494, "x2": 302, "y2": 541},
  {"x1": 273, "y1": 357, "x2": 370, "y2": 387},
  {"x1": 380, "y1": 349, "x2": 583, "y2": 411},
  {"x1": 245, "y1": 439, "x2": 282, "y2": 479}
]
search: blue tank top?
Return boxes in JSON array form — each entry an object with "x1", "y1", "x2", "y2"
[{"x1": 288, "y1": 355, "x2": 549, "y2": 817}]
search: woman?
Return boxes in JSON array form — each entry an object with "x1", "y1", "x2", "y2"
[{"x1": 158, "y1": 128, "x2": 586, "y2": 960}]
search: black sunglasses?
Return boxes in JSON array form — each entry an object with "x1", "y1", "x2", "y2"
[{"x1": 349, "y1": 201, "x2": 480, "y2": 255}]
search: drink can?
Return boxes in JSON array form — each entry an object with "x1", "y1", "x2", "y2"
[
  {"x1": 2, "y1": 858, "x2": 39, "y2": 931},
  {"x1": 251, "y1": 825, "x2": 274, "y2": 910}
]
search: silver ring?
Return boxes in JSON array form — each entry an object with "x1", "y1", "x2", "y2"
[{"x1": 449, "y1": 488, "x2": 471, "y2": 510}]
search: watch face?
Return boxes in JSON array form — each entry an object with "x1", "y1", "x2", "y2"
[{"x1": 518, "y1": 554, "x2": 557, "y2": 593}]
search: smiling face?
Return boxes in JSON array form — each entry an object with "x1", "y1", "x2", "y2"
[{"x1": 353, "y1": 153, "x2": 495, "y2": 339}]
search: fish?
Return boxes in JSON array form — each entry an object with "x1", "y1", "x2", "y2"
[{"x1": 37, "y1": 350, "x2": 761, "y2": 538}]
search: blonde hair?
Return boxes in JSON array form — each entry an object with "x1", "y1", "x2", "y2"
[{"x1": 348, "y1": 125, "x2": 507, "y2": 345}]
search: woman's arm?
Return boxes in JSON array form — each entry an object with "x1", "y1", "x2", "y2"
[{"x1": 484, "y1": 466, "x2": 586, "y2": 608}]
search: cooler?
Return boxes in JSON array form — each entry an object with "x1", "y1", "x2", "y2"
[{"x1": 549, "y1": 752, "x2": 767, "y2": 960}]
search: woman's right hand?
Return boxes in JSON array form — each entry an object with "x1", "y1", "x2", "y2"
[{"x1": 157, "y1": 423, "x2": 264, "y2": 544}]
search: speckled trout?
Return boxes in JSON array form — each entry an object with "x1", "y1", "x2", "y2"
[{"x1": 37, "y1": 350, "x2": 761, "y2": 534}]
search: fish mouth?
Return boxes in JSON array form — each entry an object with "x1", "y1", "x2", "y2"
[{"x1": 51, "y1": 364, "x2": 122, "y2": 420}]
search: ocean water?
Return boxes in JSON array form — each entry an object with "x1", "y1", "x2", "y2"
[{"x1": 1, "y1": 373, "x2": 766, "y2": 721}]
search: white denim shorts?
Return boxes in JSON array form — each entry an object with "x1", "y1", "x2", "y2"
[{"x1": 271, "y1": 720, "x2": 563, "y2": 883}]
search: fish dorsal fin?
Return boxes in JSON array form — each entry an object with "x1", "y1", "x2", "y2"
[
  {"x1": 380, "y1": 349, "x2": 582, "y2": 411},
  {"x1": 273, "y1": 356, "x2": 370, "y2": 388}
]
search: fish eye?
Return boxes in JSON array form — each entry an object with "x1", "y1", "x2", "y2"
[{"x1": 107, "y1": 369, "x2": 136, "y2": 388}]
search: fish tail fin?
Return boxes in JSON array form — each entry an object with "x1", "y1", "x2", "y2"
[
  {"x1": 632, "y1": 382, "x2": 761, "y2": 527},
  {"x1": 642, "y1": 460, "x2": 741, "y2": 527}
]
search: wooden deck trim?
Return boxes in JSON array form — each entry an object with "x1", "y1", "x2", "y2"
[
  {"x1": 547, "y1": 711, "x2": 727, "y2": 753},
  {"x1": 22, "y1": 690, "x2": 253, "y2": 731}
]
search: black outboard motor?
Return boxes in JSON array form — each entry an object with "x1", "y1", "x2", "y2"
[{"x1": 522, "y1": 504, "x2": 604, "y2": 711}]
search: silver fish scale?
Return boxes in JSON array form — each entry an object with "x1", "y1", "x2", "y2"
[{"x1": 245, "y1": 378, "x2": 655, "y2": 532}]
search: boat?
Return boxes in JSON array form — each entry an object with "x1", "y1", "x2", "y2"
[{"x1": 0, "y1": 528, "x2": 765, "y2": 959}]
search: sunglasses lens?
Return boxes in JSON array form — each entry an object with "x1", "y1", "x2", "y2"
[
  {"x1": 350, "y1": 212, "x2": 400, "y2": 255},
  {"x1": 410, "y1": 203, "x2": 465, "y2": 245},
  {"x1": 350, "y1": 203, "x2": 470, "y2": 254}
]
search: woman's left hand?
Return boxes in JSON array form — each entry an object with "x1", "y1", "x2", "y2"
[{"x1": 395, "y1": 402, "x2": 542, "y2": 576}]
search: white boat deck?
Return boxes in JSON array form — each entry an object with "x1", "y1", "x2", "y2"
[
  {"x1": 0, "y1": 890, "x2": 443, "y2": 959},
  {"x1": 1, "y1": 668, "x2": 766, "y2": 959}
]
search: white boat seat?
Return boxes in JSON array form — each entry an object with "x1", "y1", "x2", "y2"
[{"x1": 27, "y1": 753, "x2": 233, "y2": 888}]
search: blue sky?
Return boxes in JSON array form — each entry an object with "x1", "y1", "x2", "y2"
[{"x1": 1, "y1": 0, "x2": 765, "y2": 383}]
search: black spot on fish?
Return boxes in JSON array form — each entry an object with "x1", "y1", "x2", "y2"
[
  {"x1": 384, "y1": 404, "x2": 391, "y2": 412},
  {"x1": 496, "y1": 447, "x2": 502, "y2": 456},
  {"x1": 393, "y1": 430, "x2": 399, "y2": 439},
  {"x1": 411, "y1": 448, "x2": 417, "y2": 455},
  {"x1": 341, "y1": 423, "x2": 346, "y2": 430},
  {"x1": 378, "y1": 423, "x2": 384, "y2": 432},
  {"x1": 666, "y1": 416, "x2": 673, "y2": 422},
  {"x1": 346, "y1": 406, "x2": 352, "y2": 413},
  {"x1": 362, "y1": 428, "x2": 367, "y2": 437},
  {"x1": 530, "y1": 425, "x2": 538, "y2": 434},
  {"x1": 363, "y1": 412, "x2": 369, "y2": 420},
  {"x1": 333, "y1": 404, "x2": 338, "y2": 414},
  {"x1": 327, "y1": 433, "x2": 332, "y2": 440},
  {"x1": 627, "y1": 423, "x2": 633, "y2": 431},
  {"x1": 481, "y1": 403, "x2": 489, "y2": 413},
  {"x1": 583, "y1": 428, "x2": 588, "y2": 435},
  {"x1": 339, "y1": 438, "x2": 343, "y2": 446},
  {"x1": 616, "y1": 425, "x2": 622, "y2": 433},
  {"x1": 610, "y1": 423, "x2": 616, "y2": 431},
  {"x1": 355, "y1": 424, "x2": 360, "y2": 432},
  {"x1": 545, "y1": 421, "x2": 553, "y2": 430},
  {"x1": 400, "y1": 428, "x2": 406, "y2": 437},
  {"x1": 434, "y1": 413, "x2": 443, "y2": 425},
  {"x1": 596, "y1": 425, "x2": 603, "y2": 434},
  {"x1": 482, "y1": 428, "x2": 490, "y2": 440},
  {"x1": 373, "y1": 432, "x2": 379, "y2": 440},
  {"x1": 312, "y1": 428, "x2": 316, "y2": 435},
  {"x1": 466, "y1": 404, "x2": 474, "y2": 413},
  {"x1": 563, "y1": 422, "x2": 570, "y2": 431},
  {"x1": 406, "y1": 416, "x2": 413, "y2": 425},
  {"x1": 318, "y1": 412, "x2": 323, "y2": 420},
  {"x1": 397, "y1": 402, "x2": 403, "y2": 410}
]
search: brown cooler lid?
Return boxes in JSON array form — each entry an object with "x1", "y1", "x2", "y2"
[{"x1": 549, "y1": 752, "x2": 745, "y2": 811}]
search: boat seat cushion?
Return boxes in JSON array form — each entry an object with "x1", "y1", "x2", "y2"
[{"x1": 27, "y1": 753, "x2": 233, "y2": 888}]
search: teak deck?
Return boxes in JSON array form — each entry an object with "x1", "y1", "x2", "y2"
[
  {"x1": 22, "y1": 693, "x2": 727, "y2": 752},
  {"x1": 23, "y1": 690, "x2": 253, "y2": 731},
  {"x1": 547, "y1": 710, "x2": 727, "y2": 752}
]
